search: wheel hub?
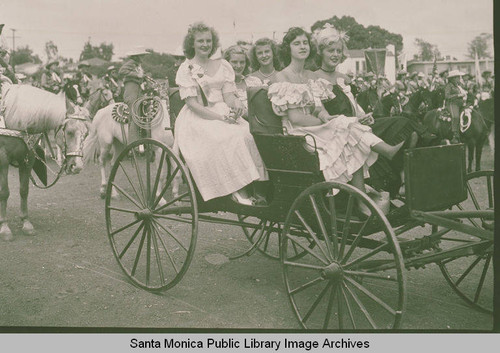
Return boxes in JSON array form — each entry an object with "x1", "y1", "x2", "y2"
[
  {"x1": 135, "y1": 208, "x2": 153, "y2": 221},
  {"x1": 321, "y1": 262, "x2": 343, "y2": 280}
]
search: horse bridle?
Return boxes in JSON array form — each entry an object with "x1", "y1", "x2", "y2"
[{"x1": 55, "y1": 115, "x2": 89, "y2": 159}]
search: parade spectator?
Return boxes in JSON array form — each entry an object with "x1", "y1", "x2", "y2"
[
  {"x1": 444, "y1": 70, "x2": 467, "y2": 143},
  {"x1": 248, "y1": 37, "x2": 281, "y2": 84},
  {"x1": 103, "y1": 65, "x2": 123, "y2": 101},
  {"x1": 75, "y1": 62, "x2": 93, "y2": 100},
  {"x1": 173, "y1": 22, "x2": 267, "y2": 204},
  {"x1": 40, "y1": 60, "x2": 63, "y2": 94},
  {"x1": 481, "y1": 70, "x2": 494, "y2": 93},
  {"x1": 0, "y1": 47, "x2": 17, "y2": 84},
  {"x1": 119, "y1": 46, "x2": 150, "y2": 142}
]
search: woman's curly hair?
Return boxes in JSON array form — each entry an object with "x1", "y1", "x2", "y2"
[
  {"x1": 279, "y1": 27, "x2": 316, "y2": 67},
  {"x1": 223, "y1": 45, "x2": 250, "y2": 76},
  {"x1": 249, "y1": 38, "x2": 282, "y2": 71},
  {"x1": 183, "y1": 22, "x2": 220, "y2": 59}
]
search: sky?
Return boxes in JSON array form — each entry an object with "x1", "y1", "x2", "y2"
[{"x1": 0, "y1": 0, "x2": 494, "y2": 62}]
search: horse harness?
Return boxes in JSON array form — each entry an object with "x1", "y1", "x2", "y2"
[{"x1": 54, "y1": 113, "x2": 89, "y2": 158}]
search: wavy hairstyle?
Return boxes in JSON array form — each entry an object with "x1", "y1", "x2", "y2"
[
  {"x1": 249, "y1": 38, "x2": 282, "y2": 71},
  {"x1": 279, "y1": 27, "x2": 316, "y2": 67},
  {"x1": 223, "y1": 45, "x2": 250, "y2": 76},
  {"x1": 182, "y1": 22, "x2": 220, "y2": 59},
  {"x1": 314, "y1": 35, "x2": 349, "y2": 67}
]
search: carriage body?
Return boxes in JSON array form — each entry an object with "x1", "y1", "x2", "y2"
[{"x1": 104, "y1": 84, "x2": 493, "y2": 330}]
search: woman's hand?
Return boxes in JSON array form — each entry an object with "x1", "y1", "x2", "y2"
[
  {"x1": 358, "y1": 112, "x2": 374, "y2": 125},
  {"x1": 229, "y1": 98, "x2": 245, "y2": 118}
]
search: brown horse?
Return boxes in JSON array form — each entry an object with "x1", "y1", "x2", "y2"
[{"x1": 0, "y1": 81, "x2": 90, "y2": 240}]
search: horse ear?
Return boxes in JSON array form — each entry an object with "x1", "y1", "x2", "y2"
[{"x1": 66, "y1": 98, "x2": 75, "y2": 115}]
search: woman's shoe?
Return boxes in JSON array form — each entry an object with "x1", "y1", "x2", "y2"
[{"x1": 231, "y1": 190, "x2": 254, "y2": 206}]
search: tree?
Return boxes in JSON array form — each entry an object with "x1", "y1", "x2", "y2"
[
  {"x1": 79, "y1": 39, "x2": 114, "y2": 61},
  {"x1": 414, "y1": 38, "x2": 441, "y2": 61},
  {"x1": 467, "y1": 33, "x2": 492, "y2": 59},
  {"x1": 311, "y1": 16, "x2": 404, "y2": 53},
  {"x1": 141, "y1": 50, "x2": 176, "y2": 79},
  {"x1": 11, "y1": 45, "x2": 42, "y2": 65}
]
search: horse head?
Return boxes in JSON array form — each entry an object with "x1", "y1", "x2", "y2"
[
  {"x1": 84, "y1": 83, "x2": 115, "y2": 118},
  {"x1": 56, "y1": 103, "x2": 91, "y2": 174}
]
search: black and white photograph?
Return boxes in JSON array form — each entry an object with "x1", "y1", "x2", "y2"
[{"x1": 0, "y1": 0, "x2": 496, "y2": 346}]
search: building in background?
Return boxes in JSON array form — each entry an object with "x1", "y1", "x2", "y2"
[
  {"x1": 407, "y1": 57, "x2": 494, "y2": 77},
  {"x1": 337, "y1": 44, "x2": 396, "y2": 83}
]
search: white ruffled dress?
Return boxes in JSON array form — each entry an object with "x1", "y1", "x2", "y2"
[
  {"x1": 174, "y1": 59, "x2": 267, "y2": 201},
  {"x1": 268, "y1": 79, "x2": 381, "y2": 183}
]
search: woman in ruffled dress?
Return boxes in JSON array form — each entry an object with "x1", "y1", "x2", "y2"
[
  {"x1": 223, "y1": 45, "x2": 263, "y2": 117},
  {"x1": 248, "y1": 38, "x2": 281, "y2": 85},
  {"x1": 312, "y1": 24, "x2": 420, "y2": 196},
  {"x1": 174, "y1": 22, "x2": 267, "y2": 204},
  {"x1": 268, "y1": 27, "x2": 404, "y2": 204}
]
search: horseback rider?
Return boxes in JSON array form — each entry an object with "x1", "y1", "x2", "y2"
[
  {"x1": 118, "y1": 46, "x2": 150, "y2": 143},
  {"x1": 103, "y1": 65, "x2": 123, "y2": 101},
  {"x1": 75, "y1": 62, "x2": 93, "y2": 100},
  {"x1": 481, "y1": 70, "x2": 494, "y2": 95},
  {"x1": 444, "y1": 70, "x2": 467, "y2": 143},
  {"x1": 40, "y1": 60, "x2": 63, "y2": 94}
]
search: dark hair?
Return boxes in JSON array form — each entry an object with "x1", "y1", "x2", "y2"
[
  {"x1": 249, "y1": 38, "x2": 282, "y2": 71},
  {"x1": 223, "y1": 45, "x2": 250, "y2": 76},
  {"x1": 279, "y1": 27, "x2": 316, "y2": 67},
  {"x1": 182, "y1": 22, "x2": 220, "y2": 59}
]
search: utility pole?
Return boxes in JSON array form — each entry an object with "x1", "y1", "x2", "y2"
[{"x1": 6, "y1": 28, "x2": 20, "y2": 71}]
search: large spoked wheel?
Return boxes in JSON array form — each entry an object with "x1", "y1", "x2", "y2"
[
  {"x1": 105, "y1": 138, "x2": 198, "y2": 292},
  {"x1": 281, "y1": 182, "x2": 406, "y2": 330},
  {"x1": 30, "y1": 134, "x2": 66, "y2": 189},
  {"x1": 438, "y1": 170, "x2": 494, "y2": 314},
  {"x1": 238, "y1": 216, "x2": 312, "y2": 261}
]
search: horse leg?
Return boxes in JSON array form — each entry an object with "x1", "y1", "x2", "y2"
[
  {"x1": 0, "y1": 155, "x2": 13, "y2": 241},
  {"x1": 475, "y1": 136, "x2": 487, "y2": 171},
  {"x1": 110, "y1": 141, "x2": 124, "y2": 199},
  {"x1": 466, "y1": 140, "x2": 474, "y2": 173},
  {"x1": 19, "y1": 162, "x2": 35, "y2": 235},
  {"x1": 99, "y1": 142, "x2": 113, "y2": 199}
]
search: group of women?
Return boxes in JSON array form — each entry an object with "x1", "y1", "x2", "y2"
[{"x1": 174, "y1": 22, "x2": 418, "y2": 210}]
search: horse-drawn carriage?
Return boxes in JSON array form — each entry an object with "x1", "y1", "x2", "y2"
[{"x1": 103, "y1": 84, "x2": 493, "y2": 330}]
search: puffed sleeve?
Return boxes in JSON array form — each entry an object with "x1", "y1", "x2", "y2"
[
  {"x1": 220, "y1": 60, "x2": 237, "y2": 94},
  {"x1": 175, "y1": 61, "x2": 198, "y2": 100},
  {"x1": 267, "y1": 82, "x2": 314, "y2": 116},
  {"x1": 244, "y1": 75, "x2": 264, "y2": 87}
]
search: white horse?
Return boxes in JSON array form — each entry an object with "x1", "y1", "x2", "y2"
[
  {"x1": 83, "y1": 95, "x2": 176, "y2": 203},
  {"x1": 0, "y1": 81, "x2": 90, "y2": 240}
]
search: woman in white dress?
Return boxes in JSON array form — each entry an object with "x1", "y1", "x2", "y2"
[
  {"x1": 223, "y1": 45, "x2": 263, "y2": 117},
  {"x1": 268, "y1": 27, "x2": 404, "y2": 203},
  {"x1": 174, "y1": 22, "x2": 267, "y2": 204}
]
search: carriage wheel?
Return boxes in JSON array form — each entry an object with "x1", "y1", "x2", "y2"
[
  {"x1": 105, "y1": 138, "x2": 198, "y2": 291},
  {"x1": 438, "y1": 170, "x2": 494, "y2": 314},
  {"x1": 30, "y1": 134, "x2": 66, "y2": 189},
  {"x1": 238, "y1": 216, "x2": 311, "y2": 261},
  {"x1": 281, "y1": 182, "x2": 406, "y2": 330}
]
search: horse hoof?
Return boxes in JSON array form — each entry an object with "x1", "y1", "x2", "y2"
[
  {"x1": 0, "y1": 224, "x2": 13, "y2": 241},
  {"x1": 22, "y1": 221, "x2": 35, "y2": 236}
]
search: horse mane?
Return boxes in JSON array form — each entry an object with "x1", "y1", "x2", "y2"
[{"x1": 3, "y1": 84, "x2": 67, "y2": 133}]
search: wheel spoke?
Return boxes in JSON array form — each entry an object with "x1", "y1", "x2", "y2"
[
  {"x1": 283, "y1": 261, "x2": 324, "y2": 271},
  {"x1": 343, "y1": 282, "x2": 377, "y2": 329},
  {"x1": 150, "y1": 223, "x2": 166, "y2": 286},
  {"x1": 486, "y1": 175, "x2": 493, "y2": 208},
  {"x1": 345, "y1": 276, "x2": 397, "y2": 315},
  {"x1": 466, "y1": 183, "x2": 481, "y2": 211},
  {"x1": 337, "y1": 284, "x2": 344, "y2": 330},
  {"x1": 131, "y1": 225, "x2": 148, "y2": 276},
  {"x1": 309, "y1": 195, "x2": 334, "y2": 262},
  {"x1": 455, "y1": 256, "x2": 482, "y2": 286},
  {"x1": 151, "y1": 221, "x2": 179, "y2": 275},
  {"x1": 111, "y1": 182, "x2": 144, "y2": 210},
  {"x1": 339, "y1": 194, "x2": 355, "y2": 260},
  {"x1": 340, "y1": 284, "x2": 356, "y2": 329},
  {"x1": 303, "y1": 282, "x2": 331, "y2": 323},
  {"x1": 118, "y1": 222, "x2": 144, "y2": 259},
  {"x1": 344, "y1": 243, "x2": 389, "y2": 269},
  {"x1": 153, "y1": 165, "x2": 180, "y2": 208},
  {"x1": 294, "y1": 210, "x2": 330, "y2": 264},
  {"x1": 473, "y1": 254, "x2": 491, "y2": 303},
  {"x1": 328, "y1": 196, "x2": 339, "y2": 258},
  {"x1": 289, "y1": 276, "x2": 325, "y2": 295},
  {"x1": 285, "y1": 234, "x2": 330, "y2": 265},
  {"x1": 155, "y1": 192, "x2": 189, "y2": 214},
  {"x1": 152, "y1": 218, "x2": 188, "y2": 252},
  {"x1": 323, "y1": 282, "x2": 338, "y2": 329},
  {"x1": 108, "y1": 206, "x2": 141, "y2": 214},
  {"x1": 130, "y1": 147, "x2": 147, "y2": 205},
  {"x1": 146, "y1": 223, "x2": 152, "y2": 286},
  {"x1": 118, "y1": 162, "x2": 146, "y2": 206},
  {"x1": 110, "y1": 218, "x2": 142, "y2": 237},
  {"x1": 341, "y1": 214, "x2": 375, "y2": 264},
  {"x1": 146, "y1": 146, "x2": 152, "y2": 205},
  {"x1": 344, "y1": 270, "x2": 397, "y2": 282}
]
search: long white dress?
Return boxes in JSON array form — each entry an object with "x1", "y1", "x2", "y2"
[
  {"x1": 174, "y1": 59, "x2": 267, "y2": 201},
  {"x1": 268, "y1": 78, "x2": 381, "y2": 183}
]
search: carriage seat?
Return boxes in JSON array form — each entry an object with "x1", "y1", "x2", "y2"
[
  {"x1": 167, "y1": 87, "x2": 184, "y2": 130},
  {"x1": 247, "y1": 87, "x2": 283, "y2": 135}
]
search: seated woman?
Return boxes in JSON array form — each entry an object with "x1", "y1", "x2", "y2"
[
  {"x1": 174, "y1": 22, "x2": 267, "y2": 205},
  {"x1": 268, "y1": 27, "x2": 404, "y2": 211},
  {"x1": 312, "y1": 24, "x2": 419, "y2": 196},
  {"x1": 247, "y1": 38, "x2": 282, "y2": 85},
  {"x1": 223, "y1": 45, "x2": 263, "y2": 117}
]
